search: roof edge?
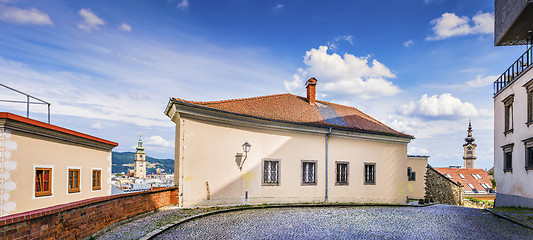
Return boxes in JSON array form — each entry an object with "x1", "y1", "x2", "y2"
[{"x1": 0, "y1": 112, "x2": 118, "y2": 147}]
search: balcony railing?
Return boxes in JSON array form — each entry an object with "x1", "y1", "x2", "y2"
[{"x1": 494, "y1": 45, "x2": 533, "y2": 95}]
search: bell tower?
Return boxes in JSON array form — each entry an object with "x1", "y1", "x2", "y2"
[
  {"x1": 463, "y1": 120, "x2": 477, "y2": 169},
  {"x1": 134, "y1": 134, "x2": 147, "y2": 178}
]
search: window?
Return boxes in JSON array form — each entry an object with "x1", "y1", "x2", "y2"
[
  {"x1": 68, "y1": 169, "x2": 80, "y2": 193},
  {"x1": 523, "y1": 137, "x2": 533, "y2": 170},
  {"x1": 524, "y1": 81, "x2": 533, "y2": 124},
  {"x1": 471, "y1": 174, "x2": 482, "y2": 179},
  {"x1": 263, "y1": 159, "x2": 279, "y2": 185},
  {"x1": 467, "y1": 183, "x2": 475, "y2": 189},
  {"x1": 458, "y1": 174, "x2": 466, "y2": 179},
  {"x1": 336, "y1": 162, "x2": 348, "y2": 185},
  {"x1": 480, "y1": 183, "x2": 491, "y2": 189},
  {"x1": 35, "y1": 168, "x2": 52, "y2": 197},
  {"x1": 502, "y1": 143, "x2": 514, "y2": 172},
  {"x1": 502, "y1": 94, "x2": 514, "y2": 134},
  {"x1": 407, "y1": 167, "x2": 416, "y2": 181},
  {"x1": 364, "y1": 163, "x2": 375, "y2": 185},
  {"x1": 301, "y1": 161, "x2": 316, "y2": 185},
  {"x1": 92, "y1": 170, "x2": 101, "y2": 190},
  {"x1": 444, "y1": 174, "x2": 452, "y2": 179}
]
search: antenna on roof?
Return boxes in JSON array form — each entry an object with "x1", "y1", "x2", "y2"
[{"x1": 0, "y1": 83, "x2": 51, "y2": 123}]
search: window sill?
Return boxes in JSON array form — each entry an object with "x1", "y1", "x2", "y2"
[
  {"x1": 35, "y1": 192, "x2": 52, "y2": 197},
  {"x1": 364, "y1": 182, "x2": 376, "y2": 185},
  {"x1": 408, "y1": 179, "x2": 416, "y2": 182},
  {"x1": 68, "y1": 190, "x2": 80, "y2": 193},
  {"x1": 92, "y1": 187, "x2": 102, "y2": 191},
  {"x1": 301, "y1": 182, "x2": 317, "y2": 186},
  {"x1": 527, "y1": 121, "x2": 533, "y2": 127},
  {"x1": 504, "y1": 129, "x2": 514, "y2": 136},
  {"x1": 262, "y1": 182, "x2": 279, "y2": 186},
  {"x1": 503, "y1": 169, "x2": 513, "y2": 173},
  {"x1": 335, "y1": 182, "x2": 349, "y2": 186},
  {"x1": 525, "y1": 167, "x2": 533, "y2": 170}
]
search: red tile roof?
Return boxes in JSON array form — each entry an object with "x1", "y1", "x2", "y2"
[
  {"x1": 0, "y1": 112, "x2": 118, "y2": 147},
  {"x1": 171, "y1": 93, "x2": 412, "y2": 138},
  {"x1": 434, "y1": 168, "x2": 494, "y2": 191}
]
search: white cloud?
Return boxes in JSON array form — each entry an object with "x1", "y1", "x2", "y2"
[
  {"x1": 409, "y1": 146, "x2": 429, "y2": 155},
  {"x1": 426, "y1": 12, "x2": 494, "y2": 40},
  {"x1": 400, "y1": 93, "x2": 481, "y2": 118},
  {"x1": 284, "y1": 46, "x2": 401, "y2": 99},
  {"x1": 118, "y1": 23, "x2": 132, "y2": 32},
  {"x1": 177, "y1": 0, "x2": 189, "y2": 11},
  {"x1": 77, "y1": 9, "x2": 105, "y2": 32},
  {"x1": 273, "y1": 4, "x2": 284, "y2": 10},
  {"x1": 403, "y1": 39, "x2": 414, "y2": 47},
  {"x1": 327, "y1": 35, "x2": 354, "y2": 50},
  {"x1": 0, "y1": 5, "x2": 53, "y2": 25},
  {"x1": 466, "y1": 74, "x2": 499, "y2": 87},
  {"x1": 144, "y1": 135, "x2": 173, "y2": 148},
  {"x1": 91, "y1": 122, "x2": 103, "y2": 129}
]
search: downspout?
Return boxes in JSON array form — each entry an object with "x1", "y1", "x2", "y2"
[{"x1": 325, "y1": 127, "x2": 332, "y2": 202}]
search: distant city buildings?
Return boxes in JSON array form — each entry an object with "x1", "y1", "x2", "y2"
[{"x1": 493, "y1": 0, "x2": 533, "y2": 208}]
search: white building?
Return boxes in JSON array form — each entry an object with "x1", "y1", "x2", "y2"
[{"x1": 493, "y1": 0, "x2": 533, "y2": 207}]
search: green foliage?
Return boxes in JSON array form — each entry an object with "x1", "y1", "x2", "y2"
[
  {"x1": 112, "y1": 151, "x2": 174, "y2": 174},
  {"x1": 465, "y1": 197, "x2": 494, "y2": 206}
]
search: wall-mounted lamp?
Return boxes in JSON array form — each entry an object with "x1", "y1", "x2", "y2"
[{"x1": 235, "y1": 141, "x2": 252, "y2": 170}]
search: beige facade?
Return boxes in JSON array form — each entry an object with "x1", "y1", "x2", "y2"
[
  {"x1": 406, "y1": 156, "x2": 428, "y2": 199},
  {"x1": 166, "y1": 97, "x2": 425, "y2": 207},
  {"x1": 0, "y1": 113, "x2": 117, "y2": 217}
]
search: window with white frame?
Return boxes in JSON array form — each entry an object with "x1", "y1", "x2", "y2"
[
  {"x1": 364, "y1": 163, "x2": 375, "y2": 185},
  {"x1": 502, "y1": 94, "x2": 514, "y2": 134},
  {"x1": 302, "y1": 161, "x2": 316, "y2": 185},
  {"x1": 502, "y1": 143, "x2": 514, "y2": 172},
  {"x1": 263, "y1": 159, "x2": 279, "y2": 185},
  {"x1": 336, "y1": 162, "x2": 348, "y2": 185},
  {"x1": 467, "y1": 183, "x2": 475, "y2": 189},
  {"x1": 480, "y1": 183, "x2": 491, "y2": 189},
  {"x1": 458, "y1": 174, "x2": 465, "y2": 179},
  {"x1": 523, "y1": 137, "x2": 533, "y2": 170},
  {"x1": 444, "y1": 174, "x2": 452, "y2": 179}
]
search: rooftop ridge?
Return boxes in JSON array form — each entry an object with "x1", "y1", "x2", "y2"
[{"x1": 173, "y1": 93, "x2": 293, "y2": 105}]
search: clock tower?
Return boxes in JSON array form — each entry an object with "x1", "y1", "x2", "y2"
[
  {"x1": 134, "y1": 134, "x2": 147, "y2": 178},
  {"x1": 463, "y1": 120, "x2": 477, "y2": 169}
]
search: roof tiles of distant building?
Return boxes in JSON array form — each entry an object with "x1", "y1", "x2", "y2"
[{"x1": 434, "y1": 168, "x2": 493, "y2": 191}]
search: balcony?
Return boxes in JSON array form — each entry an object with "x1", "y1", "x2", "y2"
[{"x1": 493, "y1": 45, "x2": 533, "y2": 95}]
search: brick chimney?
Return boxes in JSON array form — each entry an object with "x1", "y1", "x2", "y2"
[{"x1": 306, "y1": 77, "x2": 317, "y2": 105}]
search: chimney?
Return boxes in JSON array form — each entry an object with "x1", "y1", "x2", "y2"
[{"x1": 306, "y1": 77, "x2": 317, "y2": 105}]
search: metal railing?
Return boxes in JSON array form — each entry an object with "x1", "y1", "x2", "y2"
[
  {"x1": 0, "y1": 83, "x2": 51, "y2": 123},
  {"x1": 494, "y1": 45, "x2": 533, "y2": 95}
]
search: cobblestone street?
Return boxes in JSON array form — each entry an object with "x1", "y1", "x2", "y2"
[{"x1": 155, "y1": 205, "x2": 533, "y2": 240}]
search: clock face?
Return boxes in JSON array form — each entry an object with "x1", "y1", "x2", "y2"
[{"x1": 467, "y1": 146, "x2": 472, "y2": 150}]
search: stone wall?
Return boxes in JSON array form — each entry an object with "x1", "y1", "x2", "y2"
[
  {"x1": 0, "y1": 187, "x2": 178, "y2": 239},
  {"x1": 425, "y1": 165, "x2": 463, "y2": 205}
]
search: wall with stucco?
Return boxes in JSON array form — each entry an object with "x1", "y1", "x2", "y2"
[
  {"x1": 406, "y1": 156, "x2": 428, "y2": 199},
  {"x1": 494, "y1": 67, "x2": 533, "y2": 207},
  {"x1": 0, "y1": 128, "x2": 112, "y2": 217},
  {"x1": 174, "y1": 116, "x2": 411, "y2": 207}
]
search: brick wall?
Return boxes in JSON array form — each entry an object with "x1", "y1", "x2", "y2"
[
  {"x1": 425, "y1": 165, "x2": 464, "y2": 205},
  {"x1": 0, "y1": 187, "x2": 178, "y2": 240}
]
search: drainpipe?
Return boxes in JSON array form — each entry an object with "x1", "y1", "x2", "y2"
[{"x1": 325, "y1": 127, "x2": 332, "y2": 202}]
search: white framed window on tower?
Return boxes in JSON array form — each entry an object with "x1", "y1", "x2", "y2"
[{"x1": 262, "y1": 159, "x2": 280, "y2": 185}]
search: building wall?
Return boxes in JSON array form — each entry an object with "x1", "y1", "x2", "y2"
[
  {"x1": 406, "y1": 156, "x2": 428, "y2": 199},
  {"x1": 0, "y1": 187, "x2": 178, "y2": 240},
  {"x1": 2, "y1": 128, "x2": 112, "y2": 216},
  {"x1": 174, "y1": 116, "x2": 410, "y2": 207},
  {"x1": 494, "y1": 68, "x2": 533, "y2": 207},
  {"x1": 425, "y1": 166, "x2": 463, "y2": 205}
]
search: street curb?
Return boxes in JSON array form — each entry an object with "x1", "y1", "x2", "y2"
[
  {"x1": 140, "y1": 203, "x2": 433, "y2": 240},
  {"x1": 485, "y1": 208, "x2": 533, "y2": 231}
]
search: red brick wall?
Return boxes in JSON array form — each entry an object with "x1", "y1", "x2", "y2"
[{"x1": 0, "y1": 187, "x2": 178, "y2": 240}]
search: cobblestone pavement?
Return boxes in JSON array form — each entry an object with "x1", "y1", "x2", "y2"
[{"x1": 155, "y1": 205, "x2": 533, "y2": 240}]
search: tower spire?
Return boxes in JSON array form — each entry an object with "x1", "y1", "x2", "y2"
[
  {"x1": 463, "y1": 120, "x2": 477, "y2": 169},
  {"x1": 136, "y1": 133, "x2": 144, "y2": 153}
]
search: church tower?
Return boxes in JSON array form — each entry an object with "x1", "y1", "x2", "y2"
[
  {"x1": 463, "y1": 120, "x2": 477, "y2": 169},
  {"x1": 134, "y1": 134, "x2": 147, "y2": 178}
]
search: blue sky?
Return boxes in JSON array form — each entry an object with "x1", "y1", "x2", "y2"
[{"x1": 0, "y1": 0, "x2": 526, "y2": 169}]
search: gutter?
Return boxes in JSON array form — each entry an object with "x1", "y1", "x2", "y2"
[{"x1": 325, "y1": 127, "x2": 332, "y2": 202}]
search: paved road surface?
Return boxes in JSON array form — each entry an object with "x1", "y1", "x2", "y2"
[{"x1": 155, "y1": 205, "x2": 533, "y2": 240}]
